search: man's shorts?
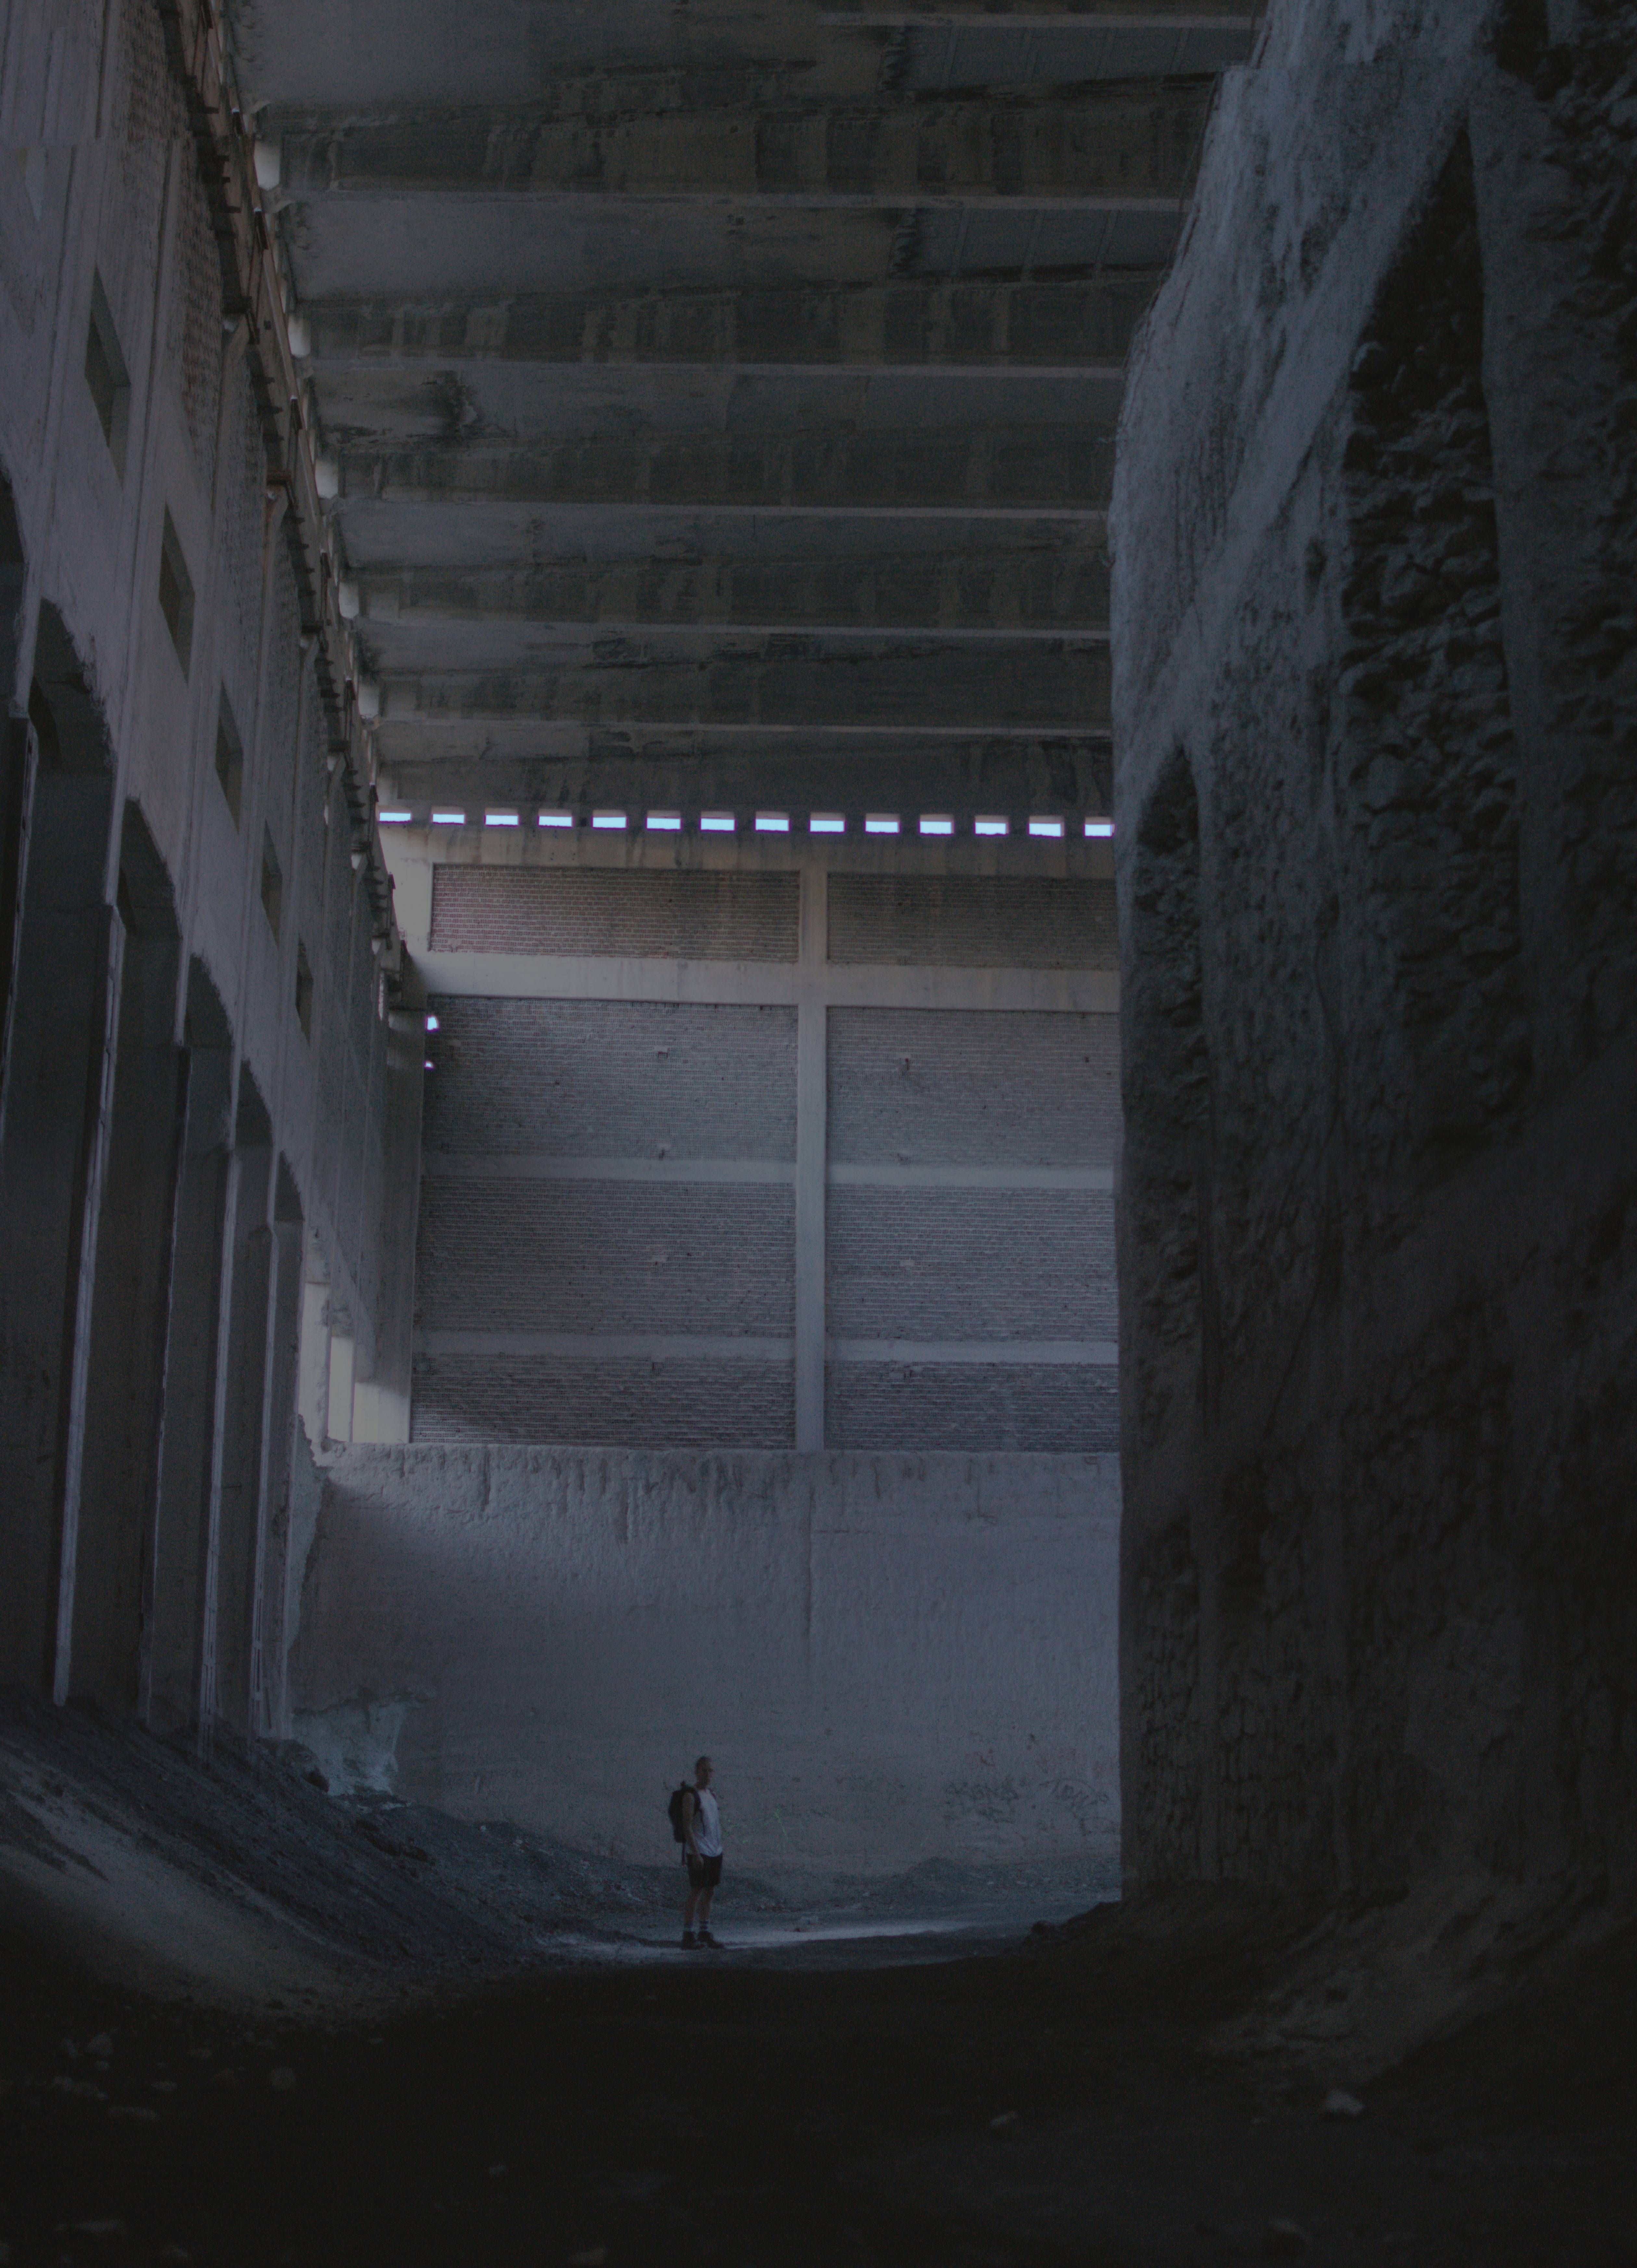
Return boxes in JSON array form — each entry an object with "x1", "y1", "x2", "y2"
[{"x1": 687, "y1": 1853, "x2": 723, "y2": 1890}]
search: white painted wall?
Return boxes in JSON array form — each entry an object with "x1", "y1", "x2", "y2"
[{"x1": 290, "y1": 1444, "x2": 1120, "y2": 1879}]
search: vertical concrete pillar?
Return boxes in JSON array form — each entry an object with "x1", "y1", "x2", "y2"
[
  {"x1": 794, "y1": 862, "x2": 828, "y2": 1452},
  {"x1": 352, "y1": 1001, "x2": 424, "y2": 1445},
  {"x1": 142, "y1": 963, "x2": 234, "y2": 1733},
  {"x1": 326, "y1": 1323, "x2": 356, "y2": 1446},
  {"x1": 297, "y1": 1262, "x2": 331, "y2": 1447},
  {"x1": 248, "y1": 1165, "x2": 304, "y2": 1735},
  {"x1": 0, "y1": 711, "x2": 36, "y2": 1141},
  {"x1": 199, "y1": 1071, "x2": 273, "y2": 1738},
  {"x1": 0, "y1": 632, "x2": 117, "y2": 1694},
  {"x1": 68, "y1": 813, "x2": 184, "y2": 1711}
]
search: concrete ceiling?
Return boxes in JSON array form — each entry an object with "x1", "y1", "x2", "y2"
[{"x1": 229, "y1": 0, "x2": 1251, "y2": 829}]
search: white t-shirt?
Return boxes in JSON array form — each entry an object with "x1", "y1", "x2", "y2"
[{"x1": 691, "y1": 1786, "x2": 723, "y2": 1858}]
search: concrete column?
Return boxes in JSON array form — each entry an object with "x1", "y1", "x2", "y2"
[
  {"x1": 794, "y1": 862, "x2": 828, "y2": 1452},
  {"x1": 49, "y1": 903, "x2": 125, "y2": 1705},
  {"x1": 326, "y1": 1324, "x2": 356, "y2": 1446},
  {"x1": 0, "y1": 713, "x2": 35, "y2": 1140},
  {"x1": 143, "y1": 970, "x2": 234, "y2": 1734},
  {"x1": 248, "y1": 1186, "x2": 304, "y2": 1734},
  {"x1": 68, "y1": 812, "x2": 186, "y2": 1712},
  {"x1": 199, "y1": 1074, "x2": 274, "y2": 1739},
  {"x1": 0, "y1": 690, "x2": 116, "y2": 1692},
  {"x1": 297, "y1": 1266, "x2": 332, "y2": 1447}
]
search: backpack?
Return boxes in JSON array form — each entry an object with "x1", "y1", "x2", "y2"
[{"x1": 666, "y1": 1782, "x2": 696, "y2": 1845}]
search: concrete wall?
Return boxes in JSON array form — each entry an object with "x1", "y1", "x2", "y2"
[
  {"x1": 290, "y1": 1443, "x2": 1122, "y2": 1877},
  {"x1": 0, "y1": 0, "x2": 419, "y2": 1732},
  {"x1": 1111, "y1": 0, "x2": 1637, "y2": 1905}
]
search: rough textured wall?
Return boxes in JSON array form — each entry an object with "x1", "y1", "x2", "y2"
[
  {"x1": 1112, "y1": 0, "x2": 1637, "y2": 1906},
  {"x1": 290, "y1": 1444, "x2": 1121, "y2": 1878}
]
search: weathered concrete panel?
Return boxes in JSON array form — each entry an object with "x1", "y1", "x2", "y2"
[{"x1": 290, "y1": 1444, "x2": 1121, "y2": 1876}]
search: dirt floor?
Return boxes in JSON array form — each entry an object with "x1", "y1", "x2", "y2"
[{"x1": 2, "y1": 1700, "x2": 1634, "y2": 2268}]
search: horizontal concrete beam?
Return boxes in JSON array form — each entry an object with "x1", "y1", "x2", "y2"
[
  {"x1": 361, "y1": 614, "x2": 1107, "y2": 668},
  {"x1": 417, "y1": 1331, "x2": 794, "y2": 1360},
  {"x1": 315, "y1": 358, "x2": 1124, "y2": 444},
  {"x1": 290, "y1": 193, "x2": 1180, "y2": 299},
  {"x1": 413, "y1": 1329, "x2": 1119, "y2": 1362},
  {"x1": 376, "y1": 736, "x2": 1112, "y2": 820},
  {"x1": 276, "y1": 82, "x2": 1212, "y2": 199},
  {"x1": 349, "y1": 549, "x2": 1110, "y2": 632},
  {"x1": 369, "y1": 639, "x2": 1110, "y2": 728},
  {"x1": 304, "y1": 275, "x2": 1162, "y2": 366},
  {"x1": 420, "y1": 1154, "x2": 1115, "y2": 1189},
  {"x1": 337, "y1": 500, "x2": 1109, "y2": 572},
  {"x1": 828, "y1": 1338, "x2": 1119, "y2": 1364},
  {"x1": 327, "y1": 427, "x2": 1114, "y2": 509},
  {"x1": 413, "y1": 951, "x2": 1120, "y2": 1011}
]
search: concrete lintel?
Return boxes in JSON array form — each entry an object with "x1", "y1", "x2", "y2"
[
  {"x1": 422, "y1": 1154, "x2": 797, "y2": 1183},
  {"x1": 416, "y1": 1156, "x2": 1114, "y2": 1189},
  {"x1": 828, "y1": 1339, "x2": 1119, "y2": 1365},
  {"x1": 414, "y1": 950, "x2": 1118, "y2": 1013},
  {"x1": 417, "y1": 1332, "x2": 793, "y2": 1361}
]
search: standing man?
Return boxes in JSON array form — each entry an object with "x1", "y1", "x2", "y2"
[{"x1": 681, "y1": 1755, "x2": 723, "y2": 1949}]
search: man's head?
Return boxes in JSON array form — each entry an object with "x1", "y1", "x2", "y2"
[{"x1": 694, "y1": 1755, "x2": 713, "y2": 1788}]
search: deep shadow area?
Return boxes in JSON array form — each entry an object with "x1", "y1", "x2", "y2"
[{"x1": 4, "y1": 1864, "x2": 1635, "y2": 2266}]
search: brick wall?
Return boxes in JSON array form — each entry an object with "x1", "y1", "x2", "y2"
[
  {"x1": 828, "y1": 1007, "x2": 1119, "y2": 1165},
  {"x1": 423, "y1": 997, "x2": 797, "y2": 1159},
  {"x1": 828, "y1": 874, "x2": 1116, "y2": 966},
  {"x1": 430, "y1": 865, "x2": 800, "y2": 960}
]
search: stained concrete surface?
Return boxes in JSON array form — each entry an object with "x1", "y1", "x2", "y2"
[{"x1": 287, "y1": 1446, "x2": 1122, "y2": 1874}]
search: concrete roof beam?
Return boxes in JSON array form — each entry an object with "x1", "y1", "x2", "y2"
[
  {"x1": 303, "y1": 276, "x2": 1163, "y2": 365},
  {"x1": 273, "y1": 82, "x2": 1214, "y2": 199},
  {"x1": 326, "y1": 428, "x2": 1115, "y2": 509},
  {"x1": 342, "y1": 551, "x2": 1111, "y2": 632},
  {"x1": 365, "y1": 638, "x2": 1110, "y2": 729}
]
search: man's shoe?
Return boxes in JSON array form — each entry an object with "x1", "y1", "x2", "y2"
[
  {"x1": 699, "y1": 1930, "x2": 721, "y2": 1948},
  {"x1": 681, "y1": 1929, "x2": 698, "y2": 1948}
]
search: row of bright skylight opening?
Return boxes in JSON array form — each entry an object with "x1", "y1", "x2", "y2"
[{"x1": 380, "y1": 807, "x2": 1116, "y2": 840}]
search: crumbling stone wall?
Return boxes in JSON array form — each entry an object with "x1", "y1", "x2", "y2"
[{"x1": 1112, "y1": 0, "x2": 1637, "y2": 1909}]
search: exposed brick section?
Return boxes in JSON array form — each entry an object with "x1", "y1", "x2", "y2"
[
  {"x1": 424, "y1": 998, "x2": 797, "y2": 1160},
  {"x1": 828, "y1": 1008, "x2": 1119, "y2": 1167},
  {"x1": 417, "y1": 1179, "x2": 795, "y2": 1337},
  {"x1": 827, "y1": 875, "x2": 1116, "y2": 967},
  {"x1": 828, "y1": 1363, "x2": 1117, "y2": 1452},
  {"x1": 429, "y1": 865, "x2": 800, "y2": 961},
  {"x1": 827, "y1": 1187, "x2": 1115, "y2": 1340},
  {"x1": 412, "y1": 1355, "x2": 793, "y2": 1447}
]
